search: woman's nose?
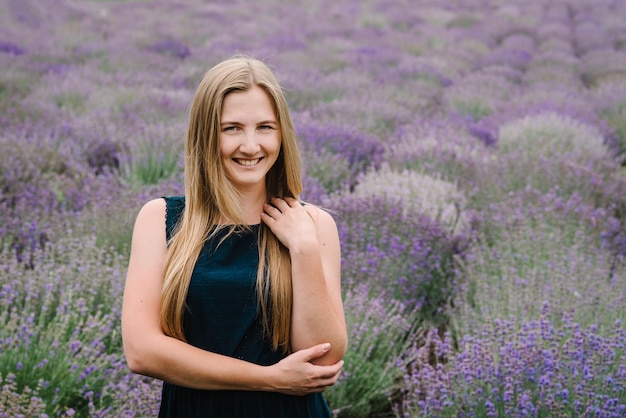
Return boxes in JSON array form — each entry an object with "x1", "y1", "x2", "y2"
[{"x1": 238, "y1": 130, "x2": 261, "y2": 153}]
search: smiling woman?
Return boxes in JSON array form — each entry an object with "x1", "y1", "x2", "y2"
[
  {"x1": 121, "y1": 55, "x2": 348, "y2": 417},
  {"x1": 219, "y1": 86, "x2": 282, "y2": 197}
]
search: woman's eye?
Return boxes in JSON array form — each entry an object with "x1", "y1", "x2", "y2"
[{"x1": 223, "y1": 126, "x2": 238, "y2": 132}]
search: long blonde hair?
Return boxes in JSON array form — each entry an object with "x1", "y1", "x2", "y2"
[{"x1": 160, "y1": 55, "x2": 303, "y2": 352}]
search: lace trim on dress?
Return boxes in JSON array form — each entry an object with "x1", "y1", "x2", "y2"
[{"x1": 163, "y1": 196, "x2": 185, "y2": 244}]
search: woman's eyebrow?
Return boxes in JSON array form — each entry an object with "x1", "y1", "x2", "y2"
[{"x1": 220, "y1": 119, "x2": 277, "y2": 125}]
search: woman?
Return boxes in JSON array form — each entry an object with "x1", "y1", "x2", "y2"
[{"x1": 121, "y1": 55, "x2": 347, "y2": 417}]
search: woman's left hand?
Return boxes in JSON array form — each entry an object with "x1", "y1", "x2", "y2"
[
  {"x1": 262, "y1": 197, "x2": 348, "y2": 363},
  {"x1": 261, "y1": 197, "x2": 318, "y2": 251}
]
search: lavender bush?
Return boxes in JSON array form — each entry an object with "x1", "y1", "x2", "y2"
[
  {"x1": 383, "y1": 117, "x2": 494, "y2": 190},
  {"x1": 351, "y1": 164, "x2": 468, "y2": 234},
  {"x1": 326, "y1": 193, "x2": 466, "y2": 326},
  {"x1": 443, "y1": 72, "x2": 519, "y2": 120},
  {"x1": 592, "y1": 78, "x2": 626, "y2": 164},
  {"x1": 325, "y1": 285, "x2": 422, "y2": 417},
  {"x1": 398, "y1": 306, "x2": 626, "y2": 417},
  {"x1": 491, "y1": 112, "x2": 618, "y2": 199},
  {"x1": 120, "y1": 124, "x2": 183, "y2": 187},
  {"x1": 2, "y1": 0, "x2": 626, "y2": 416},
  {"x1": 301, "y1": 146, "x2": 353, "y2": 195},
  {"x1": 0, "y1": 236, "x2": 137, "y2": 416},
  {"x1": 453, "y1": 189, "x2": 626, "y2": 336},
  {"x1": 296, "y1": 120, "x2": 385, "y2": 183}
]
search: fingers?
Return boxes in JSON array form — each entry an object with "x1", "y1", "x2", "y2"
[
  {"x1": 262, "y1": 199, "x2": 285, "y2": 217},
  {"x1": 278, "y1": 363, "x2": 343, "y2": 396},
  {"x1": 262, "y1": 204, "x2": 281, "y2": 219},
  {"x1": 261, "y1": 198, "x2": 304, "y2": 235},
  {"x1": 262, "y1": 199, "x2": 288, "y2": 220},
  {"x1": 296, "y1": 343, "x2": 345, "y2": 381},
  {"x1": 300, "y1": 342, "x2": 332, "y2": 362},
  {"x1": 275, "y1": 343, "x2": 344, "y2": 396},
  {"x1": 271, "y1": 196, "x2": 297, "y2": 206},
  {"x1": 307, "y1": 364, "x2": 343, "y2": 393}
]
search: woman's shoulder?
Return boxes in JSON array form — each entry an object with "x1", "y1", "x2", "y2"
[
  {"x1": 136, "y1": 197, "x2": 167, "y2": 218},
  {"x1": 130, "y1": 198, "x2": 168, "y2": 248},
  {"x1": 302, "y1": 202, "x2": 338, "y2": 230},
  {"x1": 134, "y1": 197, "x2": 183, "y2": 229},
  {"x1": 134, "y1": 197, "x2": 185, "y2": 242}
]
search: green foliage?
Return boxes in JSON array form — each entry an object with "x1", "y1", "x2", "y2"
[
  {"x1": 402, "y1": 316, "x2": 626, "y2": 417},
  {"x1": 0, "y1": 237, "x2": 127, "y2": 415},
  {"x1": 123, "y1": 139, "x2": 181, "y2": 186},
  {"x1": 449, "y1": 97, "x2": 492, "y2": 119},
  {"x1": 0, "y1": 69, "x2": 35, "y2": 119},
  {"x1": 75, "y1": 202, "x2": 135, "y2": 255},
  {"x1": 326, "y1": 287, "x2": 423, "y2": 417},
  {"x1": 0, "y1": 374, "x2": 49, "y2": 417},
  {"x1": 446, "y1": 15, "x2": 480, "y2": 29},
  {"x1": 284, "y1": 85, "x2": 344, "y2": 111},
  {"x1": 498, "y1": 112, "x2": 610, "y2": 162},
  {"x1": 304, "y1": 147, "x2": 353, "y2": 193},
  {"x1": 600, "y1": 100, "x2": 626, "y2": 165},
  {"x1": 470, "y1": 112, "x2": 620, "y2": 205},
  {"x1": 352, "y1": 165, "x2": 468, "y2": 234},
  {"x1": 53, "y1": 92, "x2": 86, "y2": 112},
  {"x1": 454, "y1": 193, "x2": 626, "y2": 336}
]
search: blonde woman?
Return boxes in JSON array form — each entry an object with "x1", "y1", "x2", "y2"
[{"x1": 121, "y1": 55, "x2": 347, "y2": 417}]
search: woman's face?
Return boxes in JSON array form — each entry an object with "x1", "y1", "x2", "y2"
[{"x1": 219, "y1": 85, "x2": 281, "y2": 193}]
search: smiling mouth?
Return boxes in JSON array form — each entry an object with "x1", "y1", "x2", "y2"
[{"x1": 234, "y1": 158, "x2": 261, "y2": 166}]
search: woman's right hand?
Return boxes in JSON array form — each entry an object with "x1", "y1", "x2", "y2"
[{"x1": 270, "y1": 343, "x2": 344, "y2": 396}]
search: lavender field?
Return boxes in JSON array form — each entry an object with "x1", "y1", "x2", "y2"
[{"x1": 1, "y1": 0, "x2": 626, "y2": 416}]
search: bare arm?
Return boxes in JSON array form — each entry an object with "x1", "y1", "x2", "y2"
[
  {"x1": 121, "y1": 198, "x2": 343, "y2": 393},
  {"x1": 261, "y1": 198, "x2": 348, "y2": 365}
]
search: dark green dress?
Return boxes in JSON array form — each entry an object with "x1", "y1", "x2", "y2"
[{"x1": 159, "y1": 196, "x2": 332, "y2": 417}]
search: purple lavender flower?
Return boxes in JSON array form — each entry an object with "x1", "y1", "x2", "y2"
[
  {"x1": 0, "y1": 41, "x2": 26, "y2": 55},
  {"x1": 326, "y1": 193, "x2": 467, "y2": 324},
  {"x1": 296, "y1": 122, "x2": 384, "y2": 180},
  {"x1": 147, "y1": 39, "x2": 191, "y2": 59},
  {"x1": 400, "y1": 312, "x2": 626, "y2": 417},
  {"x1": 6, "y1": 0, "x2": 40, "y2": 28}
]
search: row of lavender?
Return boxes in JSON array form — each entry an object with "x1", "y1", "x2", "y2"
[{"x1": 1, "y1": 0, "x2": 625, "y2": 416}]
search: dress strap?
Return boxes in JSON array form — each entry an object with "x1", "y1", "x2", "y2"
[{"x1": 163, "y1": 196, "x2": 185, "y2": 243}]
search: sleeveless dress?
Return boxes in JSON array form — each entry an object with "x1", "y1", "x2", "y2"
[{"x1": 159, "y1": 196, "x2": 332, "y2": 418}]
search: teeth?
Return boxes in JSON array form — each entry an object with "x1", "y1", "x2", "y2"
[{"x1": 236, "y1": 158, "x2": 259, "y2": 166}]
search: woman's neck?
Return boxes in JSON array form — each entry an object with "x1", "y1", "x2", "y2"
[{"x1": 235, "y1": 186, "x2": 267, "y2": 225}]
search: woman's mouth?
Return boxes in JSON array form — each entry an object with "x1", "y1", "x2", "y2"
[{"x1": 234, "y1": 158, "x2": 261, "y2": 166}]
